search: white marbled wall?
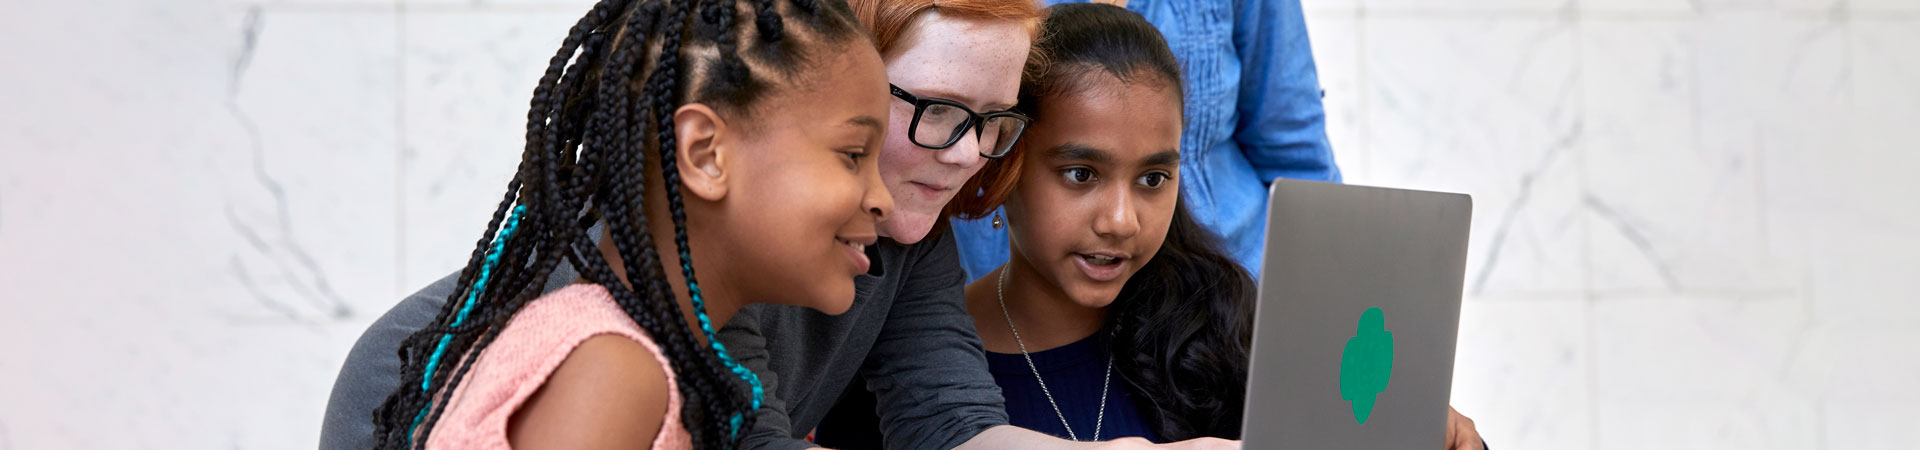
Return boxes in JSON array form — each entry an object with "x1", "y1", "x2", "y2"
[{"x1": 0, "y1": 0, "x2": 1913, "y2": 448}]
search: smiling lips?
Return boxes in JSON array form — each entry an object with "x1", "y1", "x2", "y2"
[
  {"x1": 908, "y1": 181, "x2": 954, "y2": 197},
  {"x1": 838, "y1": 237, "x2": 874, "y2": 274}
]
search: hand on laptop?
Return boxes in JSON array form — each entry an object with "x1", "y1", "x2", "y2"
[
  {"x1": 1086, "y1": 436, "x2": 1238, "y2": 450},
  {"x1": 1446, "y1": 405, "x2": 1483, "y2": 450},
  {"x1": 1159, "y1": 437, "x2": 1237, "y2": 449}
]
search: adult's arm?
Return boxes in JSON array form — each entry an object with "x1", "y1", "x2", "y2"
[
  {"x1": 860, "y1": 232, "x2": 1011, "y2": 449},
  {"x1": 957, "y1": 426, "x2": 1239, "y2": 450},
  {"x1": 1232, "y1": 0, "x2": 1342, "y2": 183},
  {"x1": 721, "y1": 305, "x2": 822, "y2": 450},
  {"x1": 318, "y1": 272, "x2": 461, "y2": 450}
]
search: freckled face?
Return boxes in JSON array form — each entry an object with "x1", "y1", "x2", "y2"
[{"x1": 875, "y1": 12, "x2": 1030, "y2": 243}]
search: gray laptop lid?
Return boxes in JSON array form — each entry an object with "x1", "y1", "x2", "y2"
[{"x1": 1242, "y1": 179, "x2": 1472, "y2": 448}]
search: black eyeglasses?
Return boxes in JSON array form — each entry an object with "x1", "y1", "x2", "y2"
[{"x1": 890, "y1": 84, "x2": 1030, "y2": 158}]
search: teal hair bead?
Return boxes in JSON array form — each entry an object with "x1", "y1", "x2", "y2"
[{"x1": 409, "y1": 204, "x2": 529, "y2": 439}]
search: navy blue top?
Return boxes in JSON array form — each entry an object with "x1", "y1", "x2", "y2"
[{"x1": 987, "y1": 331, "x2": 1165, "y2": 443}]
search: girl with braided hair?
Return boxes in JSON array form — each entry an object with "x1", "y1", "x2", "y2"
[
  {"x1": 328, "y1": 0, "x2": 1242, "y2": 448},
  {"x1": 364, "y1": 0, "x2": 892, "y2": 447}
]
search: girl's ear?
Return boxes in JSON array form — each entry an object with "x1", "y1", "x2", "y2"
[{"x1": 672, "y1": 103, "x2": 730, "y2": 201}]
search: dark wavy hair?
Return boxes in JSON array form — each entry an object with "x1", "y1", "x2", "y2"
[
  {"x1": 1107, "y1": 202, "x2": 1255, "y2": 441},
  {"x1": 367, "y1": 0, "x2": 868, "y2": 448},
  {"x1": 1021, "y1": 3, "x2": 1256, "y2": 441}
]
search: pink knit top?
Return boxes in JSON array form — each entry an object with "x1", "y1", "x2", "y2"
[{"x1": 424, "y1": 283, "x2": 693, "y2": 449}]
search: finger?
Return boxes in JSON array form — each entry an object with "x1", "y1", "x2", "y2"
[
  {"x1": 1162, "y1": 437, "x2": 1235, "y2": 450},
  {"x1": 1193, "y1": 438, "x2": 1239, "y2": 450},
  {"x1": 1462, "y1": 427, "x2": 1486, "y2": 450}
]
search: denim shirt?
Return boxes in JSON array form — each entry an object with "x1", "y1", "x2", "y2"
[{"x1": 951, "y1": 0, "x2": 1342, "y2": 281}]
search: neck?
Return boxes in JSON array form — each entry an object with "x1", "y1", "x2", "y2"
[
  {"x1": 966, "y1": 253, "x2": 1108, "y2": 354},
  {"x1": 593, "y1": 224, "x2": 743, "y2": 347}
]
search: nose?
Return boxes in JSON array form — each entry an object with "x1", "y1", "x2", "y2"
[
  {"x1": 1091, "y1": 184, "x2": 1140, "y2": 239},
  {"x1": 933, "y1": 127, "x2": 985, "y2": 169},
  {"x1": 861, "y1": 160, "x2": 895, "y2": 222}
]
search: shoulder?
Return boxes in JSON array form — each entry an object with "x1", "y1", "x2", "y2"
[
  {"x1": 322, "y1": 272, "x2": 464, "y2": 449},
  {"x1": 343, "y1": 270, "x2": 469, "y2": 362},
  {"x1": 492, "y1": 284, "x2": 681, "y2": 449},
  {"x1": 896, "y1": 232, "x2": 964, "y2": 283},
  {"x1": 338, "y1": 272, "x2": 457, "y2": 374},
  {"x1": 507, "y1": 333, "x2": 672, "y2": 450}
]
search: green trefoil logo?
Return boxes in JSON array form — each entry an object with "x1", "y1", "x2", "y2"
[{"x1": 1338, "y1": 307, "x2": 1394, "y2": 424}]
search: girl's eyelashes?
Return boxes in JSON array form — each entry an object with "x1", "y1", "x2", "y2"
[
  {"x1": 840, "y1": 147, "x2": 870, "y2": 169},
  {"x1": 1059, "y1": 167, "x2": 1174, "y2": 188},
  {"x1": 1137, "y1": 171, "x2": 1172, "y2": 188},
  {"x1": 1061, "y1": 167, "x2": 1097, "y2": 184}
]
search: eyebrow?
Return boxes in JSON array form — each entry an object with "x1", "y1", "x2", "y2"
[
  {"x1": 1142, "y1": 150, "x2": 1181, "y2": 167},
  {"x1": 1048, "y1": 143, "x2": 1113, "y2": 164},
  {"x1": 912, "y1": 86, "x2": 1016, "y2": 112},
  {"x1": 1049, "y1": 144, "x2": 1182, "y2": 167},
  {"x1": 844, "y1": 115, "x2": 884, "y2": 132}
]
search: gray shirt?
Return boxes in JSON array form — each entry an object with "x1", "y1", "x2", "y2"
[{"x1": 319, "y1": 231, "x2": 1008, "y2": 450}]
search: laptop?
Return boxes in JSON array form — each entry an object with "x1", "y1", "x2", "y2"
[{"x1": 1241, "y1": 179, "x2": 1473, "y2": 448}]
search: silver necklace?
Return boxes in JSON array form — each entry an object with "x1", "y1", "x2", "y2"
[{"x1": 997, "y1": 267, "x2": 1112, "y2": 442}]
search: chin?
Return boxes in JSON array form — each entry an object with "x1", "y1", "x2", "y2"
[
  {"x1": 807, "y1": 284, "x2": 858, "y2": 315},
  {"x1": 880, "y1": 213, "x2": 936, "y2": 244},
  {"x1": 1067, "y1": 285, "x2": 1123, "y2": 310},
  {"x1": 812, "y1": 301, "x2": 855, "y2": 316}
]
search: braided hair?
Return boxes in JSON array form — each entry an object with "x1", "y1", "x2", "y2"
[{"x1": 368, "y1": 0, "x2": 867, "y2": 448}]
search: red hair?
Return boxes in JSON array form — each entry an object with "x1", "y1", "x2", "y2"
[{"x1": 845, "y1": 0, "x2": 1045, "y2": 220}]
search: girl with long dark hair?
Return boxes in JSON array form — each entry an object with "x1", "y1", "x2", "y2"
[
  {"x1": 964, "y1": 4, "x2": 1485, "y2": 448},
  {"x1": 958, "y1": 4, "x2": 1241, "y2": 443}
]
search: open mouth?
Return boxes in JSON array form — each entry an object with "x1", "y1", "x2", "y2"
[
  {"x1": 839, "y1": 239, "x2": 867, "y2": 254},
  {"x1": 838, "y1": 237, "x2": 874, "y2": 274},
  {"x1": 1073, "y1": 252, "x2": 1127, "y2": 282}
]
